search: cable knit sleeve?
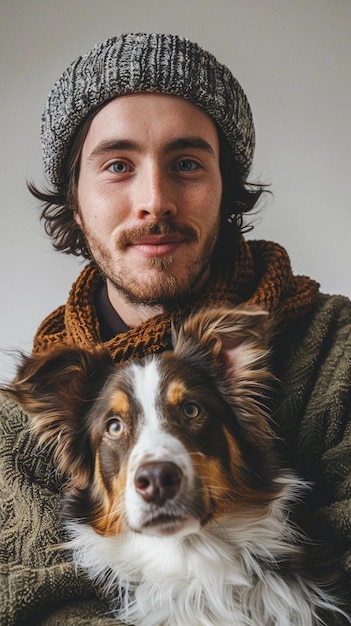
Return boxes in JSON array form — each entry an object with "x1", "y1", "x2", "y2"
[
  {"x1": 273, "y1": 294, "x2": 351, "y2": 584},
  {"x1": 0, "y1": 398, "x2": 124, "y2": 626}
]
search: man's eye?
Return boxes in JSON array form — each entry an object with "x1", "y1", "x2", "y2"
[
  {"x1": 175, "y1": 159, "x2": 198, "y2": 172},
  {"x1": 108, "y1": 161, "x2": 129, "y2": 174}
]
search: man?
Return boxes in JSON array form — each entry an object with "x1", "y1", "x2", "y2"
[{"x1": 0, "y1": 33, "x2": 350, "y2": 625}]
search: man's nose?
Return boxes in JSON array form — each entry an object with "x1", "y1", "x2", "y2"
[{"x1": 133, "y1": 163, "x2": 177, "y2": 220}]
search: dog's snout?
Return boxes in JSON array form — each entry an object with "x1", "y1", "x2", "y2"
[{"x1": 134, "y1": 462, "x2": 182, "y2": 505}]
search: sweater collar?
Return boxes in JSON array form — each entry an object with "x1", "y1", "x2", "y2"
[{"x1": 33, "y1": 239, "x2": 319, "y2": 361}]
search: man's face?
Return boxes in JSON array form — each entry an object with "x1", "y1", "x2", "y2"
[{"x1": 76, "y1": 93, "x2": 223, "y2": 309}]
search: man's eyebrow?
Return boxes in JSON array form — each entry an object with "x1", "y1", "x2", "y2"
[
  {"x1": 87, "y1": 139, "x2": 140, "y2": 161},
  {"x1": 87, "y1": 137, "x2": 217, "y2": 161},
  {"x1": 163, "y1": 137, "x2": 217, "y2": 157}
]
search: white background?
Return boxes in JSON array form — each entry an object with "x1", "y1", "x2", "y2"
[{"x1": 1, "y1": 0, "x2": 350, "y2": 379}]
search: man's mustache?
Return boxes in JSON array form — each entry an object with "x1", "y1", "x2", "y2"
[{"x1": 116, "y1": 222, "x2": 198, "y2": 249}]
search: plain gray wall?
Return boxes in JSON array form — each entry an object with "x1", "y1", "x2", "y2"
[{"x1": 1, "y1": 0, "x2": 350, "y2": 379}]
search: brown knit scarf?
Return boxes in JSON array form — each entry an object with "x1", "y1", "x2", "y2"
[{"x1": 33, "y1": 239, "x2": 319, "y2": 362}]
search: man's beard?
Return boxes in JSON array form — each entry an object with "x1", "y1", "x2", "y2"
[{"x1": 81, "y1": 220, "x2": 220, "y2": 308}]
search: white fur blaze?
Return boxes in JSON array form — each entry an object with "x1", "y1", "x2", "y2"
[{"x1": 124, "y1": 359, "x2": 198, "y2": 535}]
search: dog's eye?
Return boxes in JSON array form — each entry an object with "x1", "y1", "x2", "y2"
[
  {"x1": 106, "y1": 417, "x2": 124, "y2": 438},
  {"x1": 183, "y1": 402, "x2": 201, "y2": 419}
]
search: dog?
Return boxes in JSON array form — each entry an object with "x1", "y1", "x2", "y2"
[{"x1": 2, "y1": 305, "x2": 349, "y2": 625}]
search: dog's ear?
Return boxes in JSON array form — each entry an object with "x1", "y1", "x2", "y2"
[
  {"x1": 1, "y1": 345, "x2": 114, "y2": 485},
  {"x1": 173, "y1": 305, "x2": 271, "y2": 371},
  {"x1": 172, "y1": 305, "x2": 274, "y2": 442}
]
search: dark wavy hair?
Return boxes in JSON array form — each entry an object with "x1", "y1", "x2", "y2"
[{"x1": 28, "y1": 104, "x2": 268, "y2": 267}]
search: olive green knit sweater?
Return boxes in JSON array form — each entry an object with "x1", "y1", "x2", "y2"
[{"x1": 1, "y1": 241, "x2": 350, "y2": 625}]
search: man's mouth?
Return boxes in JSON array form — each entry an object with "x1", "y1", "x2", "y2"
[
  {"x1": 116, "y1": 222, "x2": 198, "y2": 254},
  {"x1": 129, "y1": 235, "x2": 185, "y2": 257}
]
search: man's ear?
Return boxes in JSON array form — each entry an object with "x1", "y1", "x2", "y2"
[
  {"x1": 73, "y1": 207, "x2": 82, "y2": 227},
  {"x1": 1, "y1": 345, "x2": 115, "y2": 484},
  {"x1": 172, "y1": 305, "x2": 275, "y2": 443}
]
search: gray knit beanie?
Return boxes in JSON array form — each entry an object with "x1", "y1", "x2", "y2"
[{"x1": 42, "y1": 33, "x2": 255, "y2": 188}]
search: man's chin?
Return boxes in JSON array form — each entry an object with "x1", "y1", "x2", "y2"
[
  {"x1": 115, "y1": 280, "x2": 192, "y2": 308},
  {"x1": 108, "y1": 267, "x2": 210, "y2": 309}
]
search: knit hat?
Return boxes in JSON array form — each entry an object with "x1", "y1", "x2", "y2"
[{"x1": 41, "y1": 33, "x2": 255, "y2": 188}]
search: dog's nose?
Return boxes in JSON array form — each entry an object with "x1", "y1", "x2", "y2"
[{"x1": 134, "y1": 461, "x2": 182, "y2": 505}]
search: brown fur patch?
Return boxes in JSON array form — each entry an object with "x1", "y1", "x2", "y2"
[
  {"x1": 191, "y1": 426, "x2": 279, "y2": 520},
  {"x1": 110, "y1": 389, "x2": 130, "y2": 417},
  {"x1": 166, "y1": 380, "x2": 187, "y2": 406},
  {"x1": 92, "y1": 461, "x2": 128, "y2": 536},
  {"x1": 222, "y1": 425, "x2": 244, "y2": 471}
]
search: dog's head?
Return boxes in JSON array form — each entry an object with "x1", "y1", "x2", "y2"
[{"x1": 2, "y1": 305, "x2": 280, "y2": 538}]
